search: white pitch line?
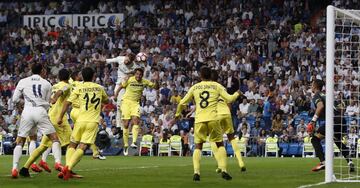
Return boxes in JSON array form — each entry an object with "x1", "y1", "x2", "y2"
[
  {"x1": 1, "y1": 164, "x2": 191, "y2": 177},
  {"x1": 297, "y1": 181, "x2": 327, "y2": 188},
  {"x1": 76, "y1": 165, "x2": 160, "y2": 172}
]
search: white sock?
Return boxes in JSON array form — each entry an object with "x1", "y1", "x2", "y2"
[
  {"x1": 12, "y1": 145, "x2": 23, "y2": 170},
  {"x1": 29, "y1": 140, "x2": 36, "y2": 154},
  {"x1": 52, "y1": 141, "x2": 62, "y2": 164},
  {"x1": 42, "y1": 147, "x2": 52, "y2": 162}
]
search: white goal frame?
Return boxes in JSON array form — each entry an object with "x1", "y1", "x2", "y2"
[{"x1": 326, "y1": 5, "x2": 360, "y2": 183}]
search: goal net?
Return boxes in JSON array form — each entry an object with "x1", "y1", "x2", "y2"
[{"x1": 326, "y1": 5, "x2": 360, "y2": 183}]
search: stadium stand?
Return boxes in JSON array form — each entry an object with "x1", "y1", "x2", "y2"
[{"x1": 0, "y1": 0, "x2": 359, "y2": 157}]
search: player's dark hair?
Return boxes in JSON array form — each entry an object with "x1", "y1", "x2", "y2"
[
  {"x1": 210, "y1": 69, "x2": 219, "y2": 81},
  {"x1": 200, "y1": 66, "x2": 212, "y2": 80},
  {"x1": 313, "y1": 79, "x2": 324, "y2": 90},
  {"x1": 58, "y1": 69, "x2": 70, "y2": 81},
  {"x1": 31, "y1": 63, "x2": 43, "y2": 74},
  {"x1": 135, "y1": 68, "x2": 144, "y2": 75},
  {"x1": 71, "y1": 70, "x2": 80, "y2": 80},
  {"x1": 82, "y1": 67, "x2": 95, "y2": 82}
]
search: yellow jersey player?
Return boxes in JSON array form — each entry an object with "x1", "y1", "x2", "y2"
[
  {"x1": 115, "y1": 68, "x2": 159, "y2": 155},
  {"x1": 175, "y1": 66, "x2": 241, "y2": 181},
  {"x1": 57, "y1": 67, "x2": 108, "y2": 180},
  {"x1": 69, "y1": 71, "x2": 105, "y2": 160},
  {"x1": 209, "y1": 69, "x2": 246, "y2": 173},
  {"x1": 69, "y1": 71, "x2": 82, "y2": 123},
  {"x1": 20, "y1": 69, "x2": 72, "y2": 174}
]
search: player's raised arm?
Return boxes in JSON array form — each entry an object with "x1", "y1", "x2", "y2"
[
  {"x1": 216, "y1": 82, "x2": 240, "y2": 103},
  {"x1": 175, "y1": 87, "x2": 194, "y2": 118},
  {"x1": 105, "y1": 56, "x2": 127, "y2": 64}
]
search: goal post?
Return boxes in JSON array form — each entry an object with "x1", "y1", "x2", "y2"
[
  {"x1": 325, "y1": 5, "x2": 335, "y2": 183},
  {"x1": 326, "y1": 5, "x2": 360, "y2": 183}
]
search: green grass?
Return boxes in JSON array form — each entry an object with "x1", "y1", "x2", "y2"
[{"x1": 0, "y1": 156, "x2": 359, "y2": 188}]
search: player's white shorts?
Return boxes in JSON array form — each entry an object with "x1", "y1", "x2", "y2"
[{"x1": 18, "y1": 106, "x2": 56, "y2": 137}]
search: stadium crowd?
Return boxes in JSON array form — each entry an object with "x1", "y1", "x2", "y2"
[{"x1": 0, "y1": 0, "x2": 360, "y2": 157}]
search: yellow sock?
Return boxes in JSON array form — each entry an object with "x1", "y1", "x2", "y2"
[
  {"x1": 231, "y1": 139, "x2": 245, "y2": 168},
  {"x1": 68, "y1": 149, "x2": 84, "y2": 171},
  {"x1": 91, "y1": 144, "x2": 99, "y2": 157},
  {"x1": 24, "y1": 145, "x2": 48, "y2": 168},
  {"x1": 132, "y1": 125, "x2": 139, "y2": 144},
  {"x1": 123, "y1": 128, "x2": 129, "y2": 147},
  {"x1": 66, "y1": 147, "x2": 76, "y2": 166},
  {"x1": 217, "y1": 146, "x2": 228, "y2": 172},
  {"x1": 210, "y1": 142, "x2": 219, "y2": 163},
  {"x1": 193, "y1": 149, "x2": 201, "y2": 175}
]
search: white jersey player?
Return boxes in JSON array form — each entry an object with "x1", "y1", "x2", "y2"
[
  {"x1": 11, "y1": 63, "x2": 62, "y2": 178},
  {"x1": 105, "y1": 53, "x2": 145, "y2": 128}
]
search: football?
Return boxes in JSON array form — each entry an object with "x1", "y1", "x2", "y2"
[{"x1": 135, "y1": 52, "x2": 148, "y2": 62}]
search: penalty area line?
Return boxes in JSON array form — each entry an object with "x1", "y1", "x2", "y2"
[
  {"x1": 297, "y1": 182, "x2": 327, "y2": 188},
  {"x1": 76, "y1": 164, "x2": 190, "y2": 172},
  {"x1": 76, "y1": 165, "x2": 160, "y2": 172}
]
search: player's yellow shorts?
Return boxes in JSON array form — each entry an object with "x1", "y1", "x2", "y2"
[
  {"x1": 218, "y1": 114, "x2": 235, "y2": 135},
  {"x1": 41, "y1": 116, "x2": 72, "y2": 147},
  {"x1": 194, "y1": 120, "x2": 222, "y2": 144},
  {"x1": 121, "y1": 99, "x2": 140, "y2": 120},
  {"x1": 70, "y1": 107, "x2": 80, "y2": 123},
  {"x1": 70, "y1": 121, "x2": 98, "y2": 144}
]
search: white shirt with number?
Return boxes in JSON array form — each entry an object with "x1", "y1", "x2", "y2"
[{"x1": 12, "y1": 74, "x2": 55, "y2": 137}]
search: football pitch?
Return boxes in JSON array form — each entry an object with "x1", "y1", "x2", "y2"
[{"x1": 0, "y1": 156, "x2": 359, "y2": 188}]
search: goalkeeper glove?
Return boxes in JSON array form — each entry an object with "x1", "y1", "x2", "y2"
[{"x1": 306, "y1": 121, "x2": 315, "y2": 134}]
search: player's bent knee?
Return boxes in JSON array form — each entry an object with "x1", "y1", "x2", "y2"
[{"x1": 78, "y1": 143, "x2": 89, "y2": 151}]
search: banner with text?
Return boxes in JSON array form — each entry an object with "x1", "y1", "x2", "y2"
[
  {"x1": 23, "y1": 14, "x2": 124, "y2": 29},
  {"x1": 23, "y1": 15, "x2": 72, "y2": 28},
  {"x1": 72, "y1": 14, "x2": 124, "y2": 29}
]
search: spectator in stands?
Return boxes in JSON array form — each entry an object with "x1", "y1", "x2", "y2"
[
  {"x1": 238, "y1": 98, "x2": 250, "y2": 118},
  {"x1": 286, "y1": 124, "x2": 296, "y2": 141},
  {"x1": 296, "y1": 119, "x2": 306, "y2": 133},
  {"x1": 345, "y1": 100, "x2": 359, "y2": 117},
  {"x1": 257, "y1": 129, "x2": 267, "y2": 157},
  {"x1": 169, "y1": 90, "x2": 181, "y2": 105},
  {"x1": 237, "y1": 118, "x2": 250, "y2": 135},
  {"x1": 271, "y1": 114, "x2": 283, "y2": 136},
  {"x1": 263, "y1": 96, "x2": 273, "y2": 130},
  {"x1": 142, "y1": 100, "x2": 155, "y2": 115},
  {"x1": 248, "y1": 99, "x2": 258, "y2": 116},
  {"x1": 296, "y1": 127, "x2": 308, "y2": 143}
]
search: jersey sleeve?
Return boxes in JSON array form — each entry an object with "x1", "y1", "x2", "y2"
[
  {"x1": 217, "y1": 83, "x2": 239, "y2": 103},
  {"x1": 12, "y1": 80, "x2": 24, "y2": 104},
  {"x1": 67, "y1": 87, "x2": 79, "y2": 104},
  {"x1": 175, "y1": 86, "x2": 194, "y2": 117},
  {"x1": 106, "y1": 56, "x2": 126, "y2": 64},
  {"x1": 313, "y1": 94, "x2": 322, "y2": 106},
  {"x1": 144, "y1": 79, "x2": 155, "y2": 88},
  {"x1": 45, "y1": 83, "x2": 52, "y2": 102}
]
